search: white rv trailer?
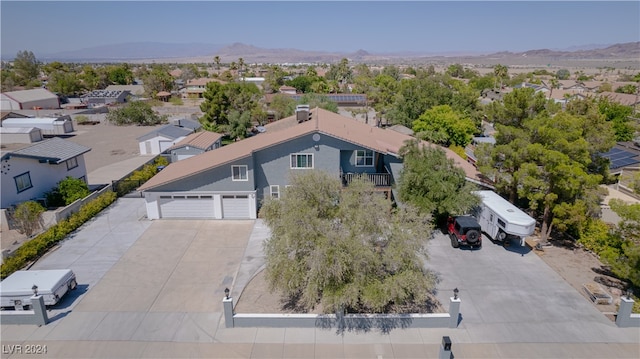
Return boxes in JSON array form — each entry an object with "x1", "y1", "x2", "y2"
[
  {"x1": 474, "y1": 190, "x2": 536, "y2": 246},
  {"x1": 0, "y1": 269, "x2": 76, "y2": 309}
]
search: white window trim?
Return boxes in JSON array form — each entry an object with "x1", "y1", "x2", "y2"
[
  {"x1": 232, "y1": 165, "x2": 248, "y2": 181},
  {"x1": 14, "y1": 172, "x2": 33, "y2": 193},
  {"x1": 290, "y1": 153, "x2": 314, "y2": 169},
  {"x1": 355, "y1": 150, "x2": 374, "y2": 167},
  {"x1": 66, "y1": 156, "x2": 78, "y2": 170},
  {"x1": 270, "y1": 185, "x2": 280, "y2": 199}
]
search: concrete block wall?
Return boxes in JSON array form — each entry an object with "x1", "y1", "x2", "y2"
[
  {"x1": 225, "y1": 297, "x2": 460, "y2": 329},
  {"x1": 0, "y1": 295, "x2": 49, "y2": 326},
  {"x1": 616, "y1": 297, "x2": 640, "y2": 328}
]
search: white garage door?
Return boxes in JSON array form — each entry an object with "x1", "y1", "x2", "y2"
[
  {"x1": 222, "y1": 195, "x2": 251, "y2": 219},
  {"x1": 159, "y1": 195, "x2": 215, "y2": 218}
]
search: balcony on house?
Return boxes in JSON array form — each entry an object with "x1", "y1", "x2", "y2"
[{"x1": 340, "y1": 168, "x2": 393, "y2": 188}]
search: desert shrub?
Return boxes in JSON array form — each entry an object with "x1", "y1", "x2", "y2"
[
  {"x1": 75, "y1": 115, "x2": 89, "y2": 124},
  {"x1": 169, "y1": 97, "x2": 183, "y2": 106},
  {"x1": 0, "y1": 191, "x2": 117, "y2": 279},
  {"x1": 58, "y1": 177, "x2": 90, "y2": 205},
  {"x1": 12, "y1": 201, "x2": 45, "y2": 237}
]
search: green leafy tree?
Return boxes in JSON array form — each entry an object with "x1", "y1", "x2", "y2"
[
  {"x1": 285, "y1": 75, "x2": 316, "y2": 93},
  {"x1": 47, "y1": 71, "x2": 83, "y2": 96},
  {"x1": 199, "y1": 82, "x2": 261, "y2": 131},
  {"x1": 604, "y1": 199, "x2": 640, "y2": 288},
  {"x1": 80, "y1": 65, "x2": 108, "y2": 90},
  {"x1": 58, "y1": 177, "x2": 90, "y2": 205},
  {"x1": 556, "y1": 69, "x2": 570, "y2": 80},
  {"x1": 387, "y1": 76, "x2": 454, "y2": 127},
  {"x1": 225, "y1": 110, "x2": 251, "y2": 141},
  {"x1": 269, "y1": 93, "x2": 296, "y2": 120},
  {"x1": 13, "y1": 50, "x2": 39, "y2": 86},
  {"x1": 615, "y1": 84, "x2": 638, "y2": 94},
  {"x1": 107, "y1": 64, "x2": 134, "y2": 85},
  {"x1": 446, "y1": 64, "x2": 464, "y2": 78},
  {"x1": 12, "y1": 201, "x2": 45, "y2": 237},
  {"x1": 412, "y1": 105, "x2": 476, "y2": 147},
  {"x1": 598, "y1": 97, "x2": 635, "y2": 141},
  {"x1": 263, "y1": 65, "x2": 287, "y2": 93},
  {"x1": 487, "y1": 87, "x2": 549, "y2": 127},
  {"x1": 398, "y1": 140, "x2": 480, "y2": 221},
  {"x1": 106, "y1": 101, "x2": 167, "y2": 126},
  {"x1": 143, "y1": 65, "x2": 174, "y2": 96},
  {"x1": 261, "y1": 171, "x2": 435, "y2": 314}
]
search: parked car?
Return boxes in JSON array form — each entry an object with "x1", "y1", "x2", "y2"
[{"x1": 448, "y1": 216, "x2": 482, "y2": 249}]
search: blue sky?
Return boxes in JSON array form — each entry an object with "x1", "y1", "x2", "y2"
[{"x1": 1, "y1": 1, "x2": 639, "y2": 56}]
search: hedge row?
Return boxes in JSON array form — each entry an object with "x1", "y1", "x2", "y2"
[
  {"x1": 115, "y1": 157, "x2": 168, "y2": 196},
  {"x1": 0, "y1": 191, "x2": 117, "y2": 279}
]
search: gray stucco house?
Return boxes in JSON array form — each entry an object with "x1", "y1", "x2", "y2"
[
  {"x1": 167, "y1": 131, "x2": 222, "y2": 162},
  {"x1": 138, "y1": 108, "x2": 482, "y2": 220}
]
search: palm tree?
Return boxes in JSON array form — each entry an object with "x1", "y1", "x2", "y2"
[
  {"x1": 493, "y1": 64, "x2": 508, "y2": 89},
  {"x1": 214, "y1": 56, "x2": 221, "y2": 72}
]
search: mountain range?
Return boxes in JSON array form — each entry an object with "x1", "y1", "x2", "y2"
[{"x1": 19, "y1": 41, "x2": 640, "y2": 63}]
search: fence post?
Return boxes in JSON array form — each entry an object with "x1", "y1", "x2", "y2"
[
  {"x1": 449, "y1": 296, "x2": 461, "y2": 328},
  {"x1": 616, "y1": 296, "x2": 634, "y2": 327},
  {"x1": 223, "y1": 296, "x2": 234, "y2": 328},
  {"x1": 30, "y1": 295, "x2": 49, "y2": 326}
]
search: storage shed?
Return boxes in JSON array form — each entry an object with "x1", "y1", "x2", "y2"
[
  {"x1": 0, "y1": 127, "x2": 43, "y2": 144},
  {"x1": 1, "y1": 115, "x2": 74, "y2": 135},
  {"x1": 0, "y1": 89, "x2": 60, "y2": 111}
]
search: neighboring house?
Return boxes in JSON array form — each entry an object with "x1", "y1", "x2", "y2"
[
  {"x1": 600, "y1": 142, "x2": 640, "y2": 175},
  {"x1": 138, "y1": 107, "x2": 483, "y2": 220},
  {"x1": 82, "y1": 90, "x2": 130, "y2": 106},
  {"x1": 0, "y1": 137, "x2": 91, "y2": 208},
  {"x1": 185, "y1": 78, "x2": 227, "y2": 98},
  {"x1": 513, "y1": 82, "x2": 549, "y2": 94},
  {"x1": 167, "y1": 131, "x2": 223, "y2": 162},
  {"x1": 169, "y1": 118, "x2": 202, "y2": 132},
  {"x1": 548, "y1": 90, "x2": 587, "y2": 105},
  {"x1": 0, "y1": 89, "x2": 60, "y2": 111},
  {"x1": 598, "y1": 92, "x2": 640, "y2": 108},
  {"x1": 137, "y1": 125, "x2": 194, "y2": 155},
  {"x1": 278, "y1": 85, "x2": 297, "y2": 95}
]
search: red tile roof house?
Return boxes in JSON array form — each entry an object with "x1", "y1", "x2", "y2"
[{"x1": 138, "y1": 108, "x2": 487, "y2": 220}]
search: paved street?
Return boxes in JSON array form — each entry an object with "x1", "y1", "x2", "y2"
[{"x1": 1, "y1": 197, "x2": 639, "y2": 358}]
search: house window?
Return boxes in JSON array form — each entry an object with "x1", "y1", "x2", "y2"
[
  {"x1": 14, "y1": 172, "x2": 33, "y2": 193},
  {"x1": 66, "y1": 157, "x2": 78, "y2": 170},
  {"x1": 232, "y1": 165, "x2": 248, "y2": 181},
  {"x1": 290, "y1": 153, "x2": 313, "y2": 169},
  {"x1": 270, "y1": 185, "x2": 280, "y2": 199},
  {"x1": 355, "y1": 150, "x2": 374, "y2": 167}
]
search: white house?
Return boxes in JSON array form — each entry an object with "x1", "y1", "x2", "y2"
[
  {"x1": 1, "y1": 138, "x2": 91, "y2": 208},
  {"x1": 137, "y1": 125, "x2": 194, "y2": 155}
]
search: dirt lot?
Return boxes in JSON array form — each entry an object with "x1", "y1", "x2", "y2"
[{"x1": 533, "y1": 240, "x2": 626, "y2": 319}]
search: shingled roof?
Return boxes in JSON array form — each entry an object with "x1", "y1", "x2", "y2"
[
  {"x1": 139, "y1": 108, "x2": 482, "y2": 191},
  {"x1": 4, "y1": 137, "x2": 90, "y2": 163},
  {"x1": 167, "y1": 131, "x2": 223, "y2": 151}
]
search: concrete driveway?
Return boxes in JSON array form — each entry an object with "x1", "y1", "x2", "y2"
[
  {"x1": 426, "y1": 230, "x2": 639, "y2": 344},
  {"x1": 1, "y1": 197, "x2": 639, "y2": 358}
]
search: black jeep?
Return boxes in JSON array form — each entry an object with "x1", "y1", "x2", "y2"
[{"x1": 447, "y1": 216, "x2": 482, "y2": 249}]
